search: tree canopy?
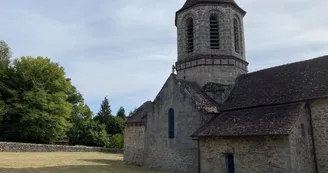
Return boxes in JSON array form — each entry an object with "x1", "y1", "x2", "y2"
[
  {"x1": 96, "y1": 96, "x2": 112, "y2": 124},
  {"x1": 0, "y1": 41, "x2": 125, "y2": 148},
  {"x1": 116, "y1": 106, "x2": 126, "y2": 119},
  {"x1": 0, "y1": 40, "x2": 11, "y2": 64},
  {"x1": 0, "y1": 56, "x2": 73, "y2": 143},
  {"x1": 0, "y1": 41, "x2": 11, "y2": 121},
  {"x1": 94, "y1": 97, "x2": 124, "y2": 136},
  {"x1": 67, "y1": 103, "x2": 110, "y2": 147}
]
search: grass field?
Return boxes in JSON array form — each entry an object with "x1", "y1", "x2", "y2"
[{"x1": 0, "y1": 152, "x2": 171, "y2": 173}]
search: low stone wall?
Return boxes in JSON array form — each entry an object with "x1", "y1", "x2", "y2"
[{"x1": 0, "y1": 142, "x2": 123, "y2": 153}]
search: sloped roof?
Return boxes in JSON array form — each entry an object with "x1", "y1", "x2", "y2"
[
  {"x1": 202, "y1": 82, "x2": 232, "y2": 92},
  {"x1": 125, "y1": 101, "x2": 152, "y2": 125},
  {"x1": 179, "y1": 79, "x2": 219, "y2": 113},
  {"x1": 125, "y1": 74, "x2": 220, "y2": 125},
  {"x1": 221, "y1": 55, "x2": 328, "y2": 111},
  {"x1": 177, "y1": 0, "x2": 246, "y2": 14},
  {"x1": 192, "y1": 102, "x2": 305, "y2": 137}
]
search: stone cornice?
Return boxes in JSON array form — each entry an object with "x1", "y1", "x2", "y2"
[
  {"x1": 175, "y1": 1, "x2": 246, "y2": 26},
  {"x1": 124, "y1": 122, "x2": 146, "y2": 127},
  {"x1": 175, "y1": 55, "x2": 248, "y2": 71}
]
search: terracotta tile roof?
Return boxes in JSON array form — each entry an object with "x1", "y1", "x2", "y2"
[
  {"x1": 221, "y1": 55, "x2": 328, "y2": 111},
  {"x1": 192, "y1": 102, "x2": 305, "y2": 137}
]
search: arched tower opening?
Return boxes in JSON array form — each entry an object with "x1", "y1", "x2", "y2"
[
  {"x1": 210, "y1": 14, "x2": 220, "y2": 49},
  {"x1": 233, "y1": 16, "x2": 242, "y2": 55},
  {"x1": 175, "y1": 0, "x2": 248, "y2": 87},
  {"x1": 186, "y1": 18, "x2": 194, "y2": 53}
]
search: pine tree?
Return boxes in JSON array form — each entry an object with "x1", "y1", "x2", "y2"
[
  {"x1": 97, "y1": 96, "x2": 112, "y2": 124},
  {"x1": 116, "y1": 106, "x2": 126, "y2": 119}
]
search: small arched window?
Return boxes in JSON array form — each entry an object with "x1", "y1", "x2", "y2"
[
  {"x1": 233, "y1": 18, "x2": 241, "y2": 54},
  {"x1": 168, "y1": 108, "x2": 175, "y2": 138},
  {"x1": 186, "y1": 18, "x2": 194, "y2": 53},
  {"x1": 210, "y1": 14, "x2": 220, "y2": 49}
]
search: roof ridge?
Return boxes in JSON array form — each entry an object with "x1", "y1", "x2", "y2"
[
  {"x1": 126, "y1": 100, "x2": 152, "y2": 119},
  {"x1": 203, "y1": 82, "x2": 231, "y2": 87},
  {"x1": 153, "y1": 73, "x2": 178, "y2": 103},
  {"x1": 247, "y1": 55, "x2": 328, "y2": 76},
  {"x1": 178, "y1": 79, "x2": 220, "y2": 113},
  {"x1": 192, "y1": 101, "x2": 305, "y2": 137},
  {"x1": 221, "y1": 101, "x2": 305, "y2": 113},
  {"x1": 179, "y1": 79, "x2": 220, "y2": 105},
  {"x1": 221, "y1": 54, "x2": 328, "y2": 110}
]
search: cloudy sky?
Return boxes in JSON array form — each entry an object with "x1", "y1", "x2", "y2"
[{"x1": 1, "y1": 0, "x2": 327, "y2": 114}]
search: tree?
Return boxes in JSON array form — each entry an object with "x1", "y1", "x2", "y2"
[
  {"x1": 0, "y1": 40, "x2": 11, "y2": 64},
  {"x1": 67, "y1": 85, "x2": 83, "y2": 106},
  {"x1": 67, "y1": 103, "x2": 93, "y2": 145},
  {"x1": 94, "y1": 97, "x2": 124, "y2": 136},
  {"x1": 67, "y1": 104, "x2": 92, "y2": 145},
  {"x1": 67, "y1": 101, "x2": 114, "y2": 147},
  {"x1": 90, "y1": 122, "x2": 110, "y2": 147},
  {"x1": 96, "y1": 97, "x2": 112, "y2": 124},
  {"x1": 0, "y1": 40, "x2": 11, "y2": 122},
  {"x1": 0, "y1": 98, "x2": 5, "y2": 138},
  {"x1": 108, "y1": 133, "x2": 124, "y2": 149},
  {"x1": 106, "y1": 116, "x2": 124, "y2": 135},
  {"x1": 1, "y1": 56, "x2": 73, "y2": 144},
  {"x1": 116, "y1": 106, "x2": 126, "y2": 119},
  {"x1": 0, "y1": 101, "x2": 4, "y2": 121},
  {"x1": 0, "y1": 42, "x2": 96, "y2": 145}
]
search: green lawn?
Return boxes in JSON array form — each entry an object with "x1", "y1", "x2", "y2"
[{"x1": 0, "y1": 152, "x2": 171, "y2": 173}]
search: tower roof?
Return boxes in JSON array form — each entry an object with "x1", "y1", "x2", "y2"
[{"x1": 177, "y1": 0, "x2": 246, "y2": 14}]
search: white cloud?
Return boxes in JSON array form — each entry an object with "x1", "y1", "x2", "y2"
[{"x1": 0, "y1": 0, "x2": 327, "y2": 112}]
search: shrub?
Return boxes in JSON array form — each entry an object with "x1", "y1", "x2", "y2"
[
  {"x1": 90, "y1": 123, "x2": 110, "y2": 147},
  {"x1": 107, "y1": 133, "x2": 124, "y2": 149}
]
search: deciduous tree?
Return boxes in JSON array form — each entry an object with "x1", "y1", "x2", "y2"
[
  {"x1": 1, "y1": 56, "x2": 72, "y2": 144},
  {"x1": 0, "y1": 40, "x2": 11, "y2": 64},
  {"x1": 0, "y1": 40, "x2": 11, "y2": 122}
]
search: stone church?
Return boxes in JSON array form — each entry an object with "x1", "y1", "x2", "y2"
[{"x1": 124, "y1": 0, "x2": 328, "y2": 173}]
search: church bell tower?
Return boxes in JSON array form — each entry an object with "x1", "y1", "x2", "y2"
[{"x1": 175, "y1": 0, "x2": 248, "y2": 87}]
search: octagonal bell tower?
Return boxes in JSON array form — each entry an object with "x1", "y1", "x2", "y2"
[{"x1": 175, "y1": 0, "x2": 248, "y2": 87}]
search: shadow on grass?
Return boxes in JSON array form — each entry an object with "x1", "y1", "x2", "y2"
[
  {"x1": 0, "y1": 159, "x2": 169, "y2": 173},
  {"x1": 81, "y1": 159, "x2": 124, "y2": 165},
  {"x1": 0, "y1": 165, "x2": 111, "y2": 173},
  {"x1": 81, "y1": 159, "x2": 142, "y2": 167}
]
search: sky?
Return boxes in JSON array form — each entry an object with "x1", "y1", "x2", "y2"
[{"x1": 1, "y1": 0, "x2": 327, "y2": 114}]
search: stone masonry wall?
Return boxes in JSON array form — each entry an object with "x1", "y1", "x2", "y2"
[
  {"x1": 310, "y1": 98, "x2": 328, "y2": 173},
  {"x1": 123, "y1": 125, "x2": 145, "y2": 166},
  {"x1": 177, "y1": 63, "x2": 245, "y2": 86},
  {"x1": 143, "y1": 76, "x2": 202, "y2": 173},
  {"x1": 0, "y1": 142, "x2": 121, "y2": 152},
  {"x1": 199, "y1": 136, "x2": 292, "y2": 173},
  {"x1": 288, "y1": 106, "x2": 315, "y2": 173},
  {"x1": 175, "y1": 4, "x2": 247, "y2": 87},
  {"x1": 176, "y1": 4, "x2": 246, "y2": 61}
]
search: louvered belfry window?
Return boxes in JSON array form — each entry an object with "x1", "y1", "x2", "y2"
[
  {"x1": 233, "y1": 18, "x2": 240, "y2": 54},
  {"x1": 186, "y1": 18, "x2": 194, "y2": 53},
  {"x1": 210, "y1": 14, "x2": 220, "y2": 49}
]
